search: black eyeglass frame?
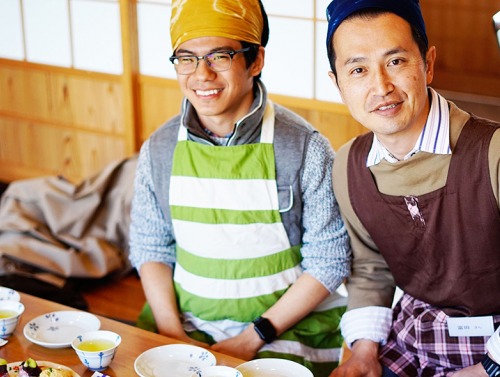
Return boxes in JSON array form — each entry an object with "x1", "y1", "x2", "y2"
[{"x1": 169, "y1": 47, "x2": 252, "y2": 74}]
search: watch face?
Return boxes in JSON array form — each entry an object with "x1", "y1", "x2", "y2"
[{"x1": 253, "y1": 317, "x2": 277, "y2": 343}]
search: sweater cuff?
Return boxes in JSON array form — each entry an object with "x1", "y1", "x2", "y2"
[{"x1": 340, "y1": 306, "x2": 392, "y2": 348}]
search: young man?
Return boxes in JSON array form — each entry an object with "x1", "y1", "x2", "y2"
[
  {"x1": 325, "y1": 0, "x2": 500, "y2": 376},
  {"x1": 128, "y1": 1, "x2": 350, "y2": 375}
]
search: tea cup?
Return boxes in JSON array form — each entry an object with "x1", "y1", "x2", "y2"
[
  {"x1": 71, "y1": 330, "x2": 121, "y2": 371},
  {"x1": 0, "y1": 300, "x2": 25, "y2": 338}
]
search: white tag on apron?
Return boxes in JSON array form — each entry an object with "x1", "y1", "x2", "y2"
[{"x1": 447, "y1": 316, "x2": 494, "y2": 337}]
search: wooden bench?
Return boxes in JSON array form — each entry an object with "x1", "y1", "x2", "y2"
[{"x1": 81, "y1": 271, "x2": 145, "y2": 325}]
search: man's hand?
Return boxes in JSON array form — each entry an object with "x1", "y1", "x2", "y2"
[
  {"x1": 211, "y1": 325, "x2": 264, "y2": 361},
  {"x1": 329, "y1": 339, "x2": 382, "y2": 377},
  {"x1": 452, "y1": 363, "x2": 488, "y2": 376}
]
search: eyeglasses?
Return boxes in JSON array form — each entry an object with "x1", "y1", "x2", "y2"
[{"x1": 169, "y1": 47, "x2": 252, "y2": 75}]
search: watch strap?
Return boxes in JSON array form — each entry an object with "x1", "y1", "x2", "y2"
[
  {"x1": 482, "y1": 353, "x2": 500, "y2": 377},
  {"x1": 252, "y1": 316, "x2": 277, "y2": 344}
]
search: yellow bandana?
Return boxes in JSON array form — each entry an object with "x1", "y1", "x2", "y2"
[{"x1": 170, "y1": 0, "x2": 263, "y2": 51}]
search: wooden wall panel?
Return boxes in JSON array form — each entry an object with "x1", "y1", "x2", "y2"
[
  {"x1": 0, "y1": 61, "x2": 131, "y2": 183},
  {"x1": 0, "y1": 116, "x2": 126, "y2": 182},
  {"x1": 139, "y1": 77, "x2": 183, "y2": 142},
  {"x1": 276, "y1": 100, "x2": 367, "y2": 152},
  {"x1": 0, "y1": 63, "x2": 125, "y2": 133},
  {"x1": 421, "y1": 1, "x2": 500, "y2": 97}
]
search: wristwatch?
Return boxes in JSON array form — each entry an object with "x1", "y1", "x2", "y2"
[
  {"x1": 481, "y1": 353, "x2": 500, "y2": 377},
  {"x1": 252, "y1": 316, "x2": 277, "y2": 343}
]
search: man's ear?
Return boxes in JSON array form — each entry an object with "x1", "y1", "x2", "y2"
[
  {"x1": 251, "y1": 46, "x2": 265, "y2": 77},
  {"x1": 425, "y1": 46, "x2": 437, "y2": 85},
  {"x1": 328, "y1": 70, "x2": 344, "y2": 102}
]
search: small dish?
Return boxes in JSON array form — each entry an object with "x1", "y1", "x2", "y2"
[
  {"x1": 6, "y1": 360, "x2": 80, "y2": 376},
  {"x1": 134, "y1": 344, "x2": 216, "y2": 377},
  {"x1": 0, "y1": 286, "x2": 20, "y2": 302},
  {"x1": 23, "y1": 310, "x2": 100, "y2": 348},
  {"x1": 236, "y1": 358, "x2": 314, "y2": 377}
]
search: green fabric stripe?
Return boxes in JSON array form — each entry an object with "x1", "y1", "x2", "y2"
[
  {"x1": 256, "y1": 351, "x2": 338, "y2": 377},
  {"x1": 175, "y1": 283, "x2": 285, "y2": 322},
  {"x1": 171, "y1": 205, "x2": 281, "y2": 224},
  {"x1": 172, "y1": 141, "x2": 276, "y2": 179},
  {"x1": 177, "y1": 245, "x2": 302, "y2": 279}
]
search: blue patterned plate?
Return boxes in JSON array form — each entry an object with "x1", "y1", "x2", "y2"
[{"x1": 23, "y1": 310, "x2": 100, "y2": 348}]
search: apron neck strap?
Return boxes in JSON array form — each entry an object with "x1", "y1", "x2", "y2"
[{"x1": 260, "y1": 100, "x2": 275, "y2": 144}]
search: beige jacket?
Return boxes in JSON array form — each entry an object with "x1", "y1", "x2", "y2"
[{"x1": 0, "y1": 156, "x2": 137, "y2": 281}]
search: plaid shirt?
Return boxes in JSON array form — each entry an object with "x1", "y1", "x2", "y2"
[{"x1": 380, "y1": 293, "x2": 500, "y2": 376}]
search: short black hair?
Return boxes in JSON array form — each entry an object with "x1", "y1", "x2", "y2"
[{"x1": 241, "y1": 0, "x2": 269, "y2": 80}]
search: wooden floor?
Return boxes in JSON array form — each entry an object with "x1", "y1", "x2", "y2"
[{"x1": 81, "y1": 271, "x2": 146, "y2": 325}]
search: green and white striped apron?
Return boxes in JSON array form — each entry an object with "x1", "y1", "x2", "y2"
[{"x1": 169, "y1": 102, "x2": 345, "y2": 376}]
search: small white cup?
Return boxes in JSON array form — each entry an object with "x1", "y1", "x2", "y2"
[
  {"x1": 71, "y1": 330, "x2": 121, "y2": 371},
  {"x1": 0, "y1": 286, "x2": 20, "y2": 302},
  {"x1": 191, "y1": 366, "x2": 243, "y2": 377},
  {"x1": 0, "y1": 300, "x2": 25, "y2": 338}
]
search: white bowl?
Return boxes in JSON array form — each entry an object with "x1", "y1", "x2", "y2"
[
  {"x1": 191, "y1": 366, "x2": 243, "y2": 377},
  {"x1": 0, "y1": 286, "x2": 20, "y2": 302},
  {"x1": 237, "y1": 358, "x2": 314, "y2": 377},
  {"x1": 71, "y1": 330, "x2": 121, "y2": 371},
  {"x1": 0, "y1": 300, "x2": 25, "y2": 338},
  {"x1": 135, "y1": 344, "x2": 216, "y2": 377}
]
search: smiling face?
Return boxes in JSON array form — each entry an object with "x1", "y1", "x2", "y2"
[
  {"x1": 330, "y1": 12, "x2": 436, "y2": 152},
  {"x1": 174, "y1": 36, "x2": 264, "y2": 135}
]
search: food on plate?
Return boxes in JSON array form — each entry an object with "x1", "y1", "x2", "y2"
[
  {"x1": 2, "y1": 359, "x2": 74, "y2": 377},
  {"x1": 39, "y1": 369, "x2": 72, "y2": 377},
  {"x1": 18, "y1": 359, "x2": 42, "y2": 377},
  {"x1": 0, "y1": 359, "x2": 8, "y2": 377}
]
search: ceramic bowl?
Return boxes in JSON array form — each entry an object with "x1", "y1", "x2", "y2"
[
  {"x1": 71, "y1": 330, "x2": 121, "y2": 371},
  {"x1": 0, "y1": 286, "x2": 20, "y2": 301},
  {"x1": 237, "y1": 358, "x2": 314, "y2": 377},
  {"x1": 134, "y1": 344, "x2": 216, "y2": 377},
  {"x1": 0, "y1": 300, "x2": 25, "y2": 338}
]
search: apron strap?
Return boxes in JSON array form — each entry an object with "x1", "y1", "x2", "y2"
[{"x1": 260, "y1": 100, "x2": 275, "y2": 144}]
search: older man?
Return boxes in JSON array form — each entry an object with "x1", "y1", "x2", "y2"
[{"x1": 325, "y1": 0, "x2": 500, "y2": 376}]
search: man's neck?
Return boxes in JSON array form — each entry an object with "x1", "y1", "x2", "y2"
[{"x1": 377, "y1": 131, "x2": 421, "y2": 161}]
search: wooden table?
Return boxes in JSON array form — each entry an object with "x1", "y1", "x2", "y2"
[{"x1": 1, "y1": 292, "x2": 245, "y2": 376}]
